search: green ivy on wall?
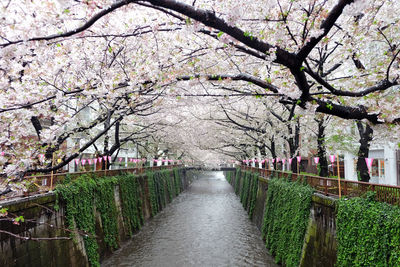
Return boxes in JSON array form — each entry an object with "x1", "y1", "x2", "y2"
[
  {"x1": 162, "y1": 169, "x2": 174, "y2": 201},
  {"x1": 261, "y1": 178, "x2": 314, "y2": 267},
  {"x1": 118, "y1": 173, "x2": 143, "y2": 236},
  {"x1": 337, "y1": 193, "x2": 400, "y2": 266},
  {"x1": 248, "y1": 172, "x2": 258, "y2": 218},
  {"x1": 225, "y1": 171, "x2": 233, "y2": 183},
  {"x1": 94, "y1": 177, "x2": 120, "y2": 250},
  {"x1": 237, "y1": 171, "x2": 259, "y2": 219},
  {"x1": 173, "y1": 168, "x2": 182, "y2": 195},
  {"x1": 240, "y1": 171, "x2": 249, "y2": 206},
  {"x1": 234, "y1": 168, "x2": 242, "y2": 195},
  {"x1": 56, "y1": 168, "x2": 182, "y2": 267},
  {"x1": 56, "y1": 174, "x2": 100, "y2": 267}
]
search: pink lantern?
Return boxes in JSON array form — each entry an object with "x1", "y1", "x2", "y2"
[
  {"x1": 314, "y1": 157, "x2": 320, "y2": 164},
  {"x1": 297, "y1": 156, "x2": 301, "y2": 163},
  {"x1": 289, "y1": 158, "x2": 293, "y2": 165},
  {"x1": 329, "y1": 155, "x2": 335, "y2": 163},
  {"x1": 108, "y1": 156, "x2": 111, "y2": 162},
  {"x1": 365, "y1": 158, "x2": 374, "y2": 172},
  {"x1": 81, "y1": 159, "x2": 86, "y2": 165}
]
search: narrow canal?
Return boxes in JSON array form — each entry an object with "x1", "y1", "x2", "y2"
[{"x1": 102, "y1": 171, "x2": 278, "y2": 267}]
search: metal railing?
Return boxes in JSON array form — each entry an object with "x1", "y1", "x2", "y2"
[
  {"x1": 20, "y1": 164, "x2": 181, "y2": 197},
  {"x1": 240, "y1": 165, "x2": 400, "y2": 206}
]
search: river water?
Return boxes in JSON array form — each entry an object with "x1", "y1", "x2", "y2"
[{"x1": 102, "y1": 171, "x2": 278, "y2": 267}]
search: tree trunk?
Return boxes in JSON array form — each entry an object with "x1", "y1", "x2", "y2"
[
  {"x1": 317, "y1": 119, "x2": 329, "y2": 177},
  {"x1": 356, "y1": 121, "x2": 373, "y2": 182},
  {"x1": 288, "y1": 121, "x2": 300, "y2": 173}
]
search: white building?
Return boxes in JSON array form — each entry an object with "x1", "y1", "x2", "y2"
[{"x1": 344, "y1": 144, "x2": 398, "y2": 186}]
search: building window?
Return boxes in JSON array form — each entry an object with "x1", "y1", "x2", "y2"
[{"x1": 371, "y1": 159, "x2": 385, "y2": 180}]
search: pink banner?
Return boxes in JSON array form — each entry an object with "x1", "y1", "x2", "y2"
[
  {"x1": 75, "y1": 159, "x2": 79, "y2": 165},
  {"x1": 81, "y1": 159, "x2": 86, "y2": 165},
  {"x1": 282, "y1": 159, "x2": 286, "y2": 164},
  {"x1": 329, "y1": 155, "x2": 335, "y2": 163},
  {"x1": 88, "y1": 159, "x2": 92, "y2": 165},
  {"x1": 103, "y1": 156, "x2": 107, "y2": 161},
  {"x1": 272, "y1": 158, "x2": 275, "y2": 163},
  {"x1": 297, "y1": 156, "x2": 301, "y2": 163},
  {"x1": 314, "y1": 157, "x2": 320, "y2": 164},
  {"x1": 289, "y1": 158, "x2": 293, "y2": 164},
  {"x1": 254, "y1": 159, "x2": 258, "y2": 163},
  {"x1": 108, "y1": 156, "x2": 111, "y2": 162},
  {"x1": 119, "y1": 157, "x2": 123, "y2": 162},
  {"x1": 276, "y1": 157, "x2": 280, "y2": 162},
  {"x1": 0, "y1": 151, "x2": 4, "y2": 156},
  {"x1": 261, "y1": 160, "x2": 265, "y2": 164},
  {"x1": 98, "y1": 157, "x2": 102, "y2": 163},
  {"x1": 365, "y1": 158, "x2": 374, "y2": 172},
  {"x1": 94, "y1": 158, "x2": 98, "y2": 164}
]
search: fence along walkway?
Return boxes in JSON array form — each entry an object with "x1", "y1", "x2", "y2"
[
  {"x1": 241, "y1": 165, "x2": 400, "y2": 206},
  {"x1": 12, "y1": 165, "x2": 180, "y2": 199}
]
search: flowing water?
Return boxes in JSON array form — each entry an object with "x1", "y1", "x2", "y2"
[{"x1": 102, "y1": 171, "x2": 278, "y2": 267}]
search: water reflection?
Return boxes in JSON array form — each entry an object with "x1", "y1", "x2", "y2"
[{"x1": 102, "y1": 171, "x2": 278, "y2": 267}]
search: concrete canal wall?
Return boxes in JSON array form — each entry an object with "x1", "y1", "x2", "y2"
[
  {"x1": 0, "y1": 168, "x2": 193, "y2": 267},
  {"x1": 227, "y1": 169, "x2": 338, "y2": 267}
]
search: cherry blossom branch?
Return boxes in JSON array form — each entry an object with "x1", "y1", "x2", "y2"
[
  {"x1": 297, "y1": 0, "x2": 355, "y2": 61},
  {"x1": 0, "y1": 89, "x2": 84, "y2": 113},
  {"x1": 0, "y1": 230, "x2": 71, "y2": 241},
  {"x1": 305, "y1": 66, "x2": 398, "y2": 97},
  {"x1": 313, "y1": 98, "x2": 384, "y2": 124},
  {"x1": 177, "y1": 74, "x2": 280, "y2": 93},
  {"x1": 139, "y1": 0, "x2": 295, "y2": 67},
  {"x1": 0, "y1": 0, "x2": 135, "y2": 48}
]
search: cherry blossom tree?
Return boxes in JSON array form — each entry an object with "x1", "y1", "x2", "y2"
[{"x1": 1, "y1": 0, "x2": 400, "y2": 188}]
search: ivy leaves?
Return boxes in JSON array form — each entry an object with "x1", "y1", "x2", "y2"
[
  {"x1": 337, "y1": 197, "x2": 400, "y2": 266},
  {"x1": 261, "y1": 178, "x2": 313, "y2": 267}
]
